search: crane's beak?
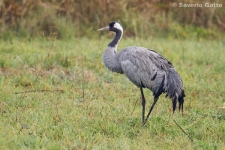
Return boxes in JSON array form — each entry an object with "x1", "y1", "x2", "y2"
[{"x1": 97, "y1": 26, "x2": 110, "y2": 31}]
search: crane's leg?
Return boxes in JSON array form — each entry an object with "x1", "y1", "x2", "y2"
[
  {"x1": 143, "y1": 96, "x2": 159, "y2": 127},
  {"x1": 140, "y1": 87, "x2": 146, "y2": 125}
]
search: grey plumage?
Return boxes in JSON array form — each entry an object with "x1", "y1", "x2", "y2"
[{"x1": 98, "y1": 21, "x2": 185, "y2": 126}]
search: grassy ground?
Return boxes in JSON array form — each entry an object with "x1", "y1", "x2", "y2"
[{"x1": 0, "y1": 36, "x2": 225, "y2": 149}]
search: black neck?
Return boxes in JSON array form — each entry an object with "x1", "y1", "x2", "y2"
[{"x1": 108, "y1": 29, "x2": 122, "y2": 47}]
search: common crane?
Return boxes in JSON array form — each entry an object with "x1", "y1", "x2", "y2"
[{"x1": 98, "y1": 21, "x2": 185, "y2": 126}]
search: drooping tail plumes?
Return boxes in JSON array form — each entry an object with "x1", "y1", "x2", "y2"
[
  {"x1": 178, "y1": 90, "x2": 185, "y2": 112},
  {"x1": 172, "y1": 91, "x2": 185, "y2": 113},
  {"x1": 164, "y1": 68, "x2": 185, "y2": 113},
  {"x1": 172, "y1": 96, "x2": 177, "y2": 113}
]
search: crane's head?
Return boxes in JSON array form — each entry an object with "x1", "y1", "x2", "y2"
[{"x1": 97, "y1": 21, "x2": 123, "y2": 33}]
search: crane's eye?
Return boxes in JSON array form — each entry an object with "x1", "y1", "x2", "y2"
[{"x1": 109, "y1": 22, "x2": 116, "y2": 28}]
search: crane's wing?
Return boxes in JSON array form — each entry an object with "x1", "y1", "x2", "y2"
[{"x1": 119, "y1": 46, "x2": 173, "y2": 97}]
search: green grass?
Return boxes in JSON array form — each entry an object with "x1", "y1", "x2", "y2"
[{"x1": 0, "y1": 36, "x2": 225, "y2": 149}]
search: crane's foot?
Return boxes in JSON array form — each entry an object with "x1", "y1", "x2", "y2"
[
  {"x1": 142, "y1": 119, "x2": 148, "y2": 127},
  {"x1": 142, "y1": 122, "x2": 146, "y2": 127}
]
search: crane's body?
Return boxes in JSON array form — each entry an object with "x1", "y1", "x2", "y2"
[{"x1": 98, "y1": 21, "x2": 185, "y2": 126}]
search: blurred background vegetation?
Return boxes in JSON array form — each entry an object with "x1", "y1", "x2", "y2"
[{"x1": 0, "y1": 0, "x2": 225, "y2": 40}]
